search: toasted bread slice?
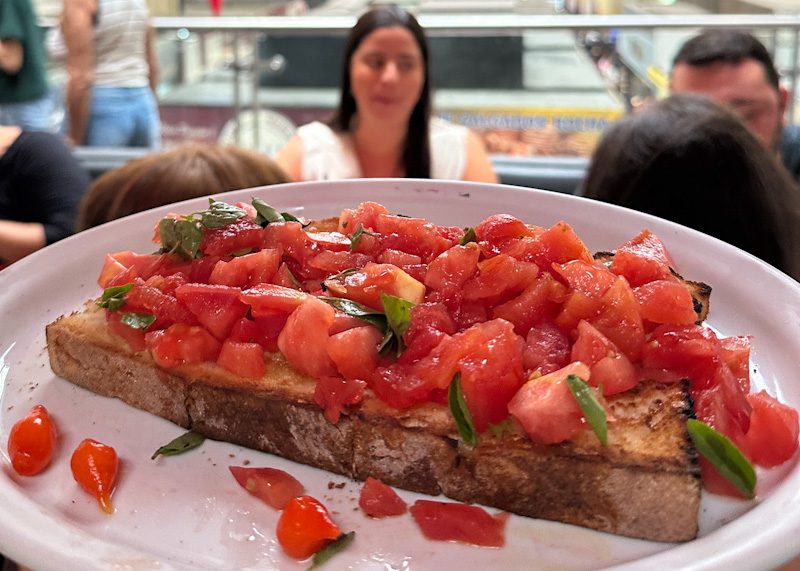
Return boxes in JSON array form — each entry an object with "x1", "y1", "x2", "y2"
[{"x1": 47, "y1": 304, "x2": 701, "y2": 542}]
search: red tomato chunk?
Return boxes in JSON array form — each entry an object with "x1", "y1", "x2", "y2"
[
  {"x1": 359, "y1": 477, "x2": 407, "y2": 518},
  {"x1": 229, "y1": 466, "x2": 304, "y2": 509}
]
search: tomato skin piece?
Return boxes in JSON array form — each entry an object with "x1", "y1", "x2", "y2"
[
  {"x1": 7, "y1": 405, "x2": 58, "y2": 476},
  {"x1": 508, "y1": 362, "x2": 591, "y2": 444},
  {"x1": 744, "y1": 391, "x2": 799, "y2": 468},
  {"x1": 359, "y1": 477, "x2": 408, "y2": 518},
  {"x1": 276, "y1": 496, "x2": 342, "y2": 560},
  {"x1": 217, "y1": 340, "x2": 266, "y2": 379},
  {"x1": 409, "y1": 500, "x2": 509, "y2": 547},
  {"x1": 229, "y1": 466, "x2": 305, "y2": 509},
  {"x1": 70, "y1": 438, "x2": 118, "y2": 514}
]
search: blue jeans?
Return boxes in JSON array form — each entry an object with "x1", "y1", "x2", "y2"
[
  {"x1": 85, "y1": 86, "x2": 161, "y2": 149},
  {"x1": 0, "y1": 94, "x2": 55, "y2": 131}
]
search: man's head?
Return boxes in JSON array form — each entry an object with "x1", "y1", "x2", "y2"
[{"x1": 670, "y1": 29, "x2": 787, "y2": 151}]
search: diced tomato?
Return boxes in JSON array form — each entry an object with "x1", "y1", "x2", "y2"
[
  {"x1": 324, "y1": 262, "x2": 425, "y2": 310},
  {"x1": 588, "y1": 277, "x2": 645, "y2": 361},
  {"x1": 338, "y1": 201, "x2": 389, "y2": 233},
  {"x1": 610, "y1": 230, "x2": 675, "y2": 287},
  {"x1": 105, "y1": 310, "x2": 148, "y2": 352},
  {"x1": 307, "y1": 250, "x2": 371, "y2": 274},
  {"x1": 305, "y1": 231, "x2": 351, "y2": 251},
  {"x1": 424, "y1": 243, "x2": 480, "y2": 298},
  {"x1": 277, "y1": 297, "x2": 337, "y2": 379},
  {"x1": 370, "y1": 364, "x2": 435, "y2": 409},
  {"x1": 174, "y1": 283, "x2": 250, "y2": 340},
  {"x1": 239, "y1": 283, "x2": 308, "y2": 318},
  {"x1": 641, "y1": 325, "x2": 722, "y2": 390},
  {"x1": 98, "y1": 251, "x2": 170, "y2": 288},
  {"x1": 551, "y1": 260, "x2": 617, "y2": 331},
  {"x1": 145, "y1": 324, "x2": 222, "y2": 368},
  {"x1": 314, "y1": 376, "x2": 367, "y2": 424},
  {"x1": 474, "y1": 213, "x2": 540, "y2": 257},
  {"x1": 271, "y1": 262, "x2": 301, "y2": 290},
  {"x1": 504, "y1": 221, "x2": 593, "y2": 270},
  {"x1": 698, "y1": 456, "x2": 748, "y2": 499},
  {"x1": 692, "y1": 381, "x2": 750, "y2": 453},
  {"x1": 217, "y1": 340, "x2": 266, "y2": 379},
  {"x1": 399, "y1": 302, "x2": 457, "y2": 364},
  {"x1": 571, "y1": 320, "x2": 638, "y2": 395},
  {"x1": 200, "y1": 218, "x2": 266, "y2": 257},
  {"x1": 263, "y1": 222, "x2": 311, "y2": 264},
  {"x1": 409, "y1": 500, "x2": 508, "y2": 548},
  {"x1": 209, "y1": 249, "x2": 281, "y2": 288},
  {"x1": 359, "y1": 477, "x2": 408, "y2": 518},
  {"x1": 228, "y1": 314, "x2": 288, "y2": 353},
  {"x1": 634, "y1": 280, "x2": 697, "y2": 325},
  {"x1": 124, "y1": 281, "x2": 198, "y2": 329},
  {"x1": 719, "y1": 336, "x2": 752, "y2": 394},
  {"x1": 374, "y1": 214, "x2": 461, "y2": 262},
  {"x1": 276, "y1": 496, "x2": 342, "y2": 560},
  {"x1": 462, "y1": 254, "x2": 540, "y2": 304},
  {"x1": 522, "y1": 322, "x2": 571, "y2": 376},
  {"x1": 229, "y1": 466, "x2": 305, "y2": 509},
  {"x1": 377, "y1": 249, "x2": 423, "y2": 268},
  {"x1": 743, "y1": 391, "x2": 799, "y2": 468},
  {"x1": 492, "y1": 273, "x2": 563, "y2": 336},
  {"x1": 508, "y1": 362, "x2": 591, "y2": 444},
  {"x1": 327, "y1": 326, "x2": 383, "y2": 381}
]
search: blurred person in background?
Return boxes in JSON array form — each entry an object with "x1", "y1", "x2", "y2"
[
  {"x1": 0, "y1": 0, "x2": 54, "y2": 131},
  {"x1": 581, "y1": 93, "x2": 800, "y2": 280},
  {"x1": 0, "y1": 125, "x2": 91, "y2": 267},
  {"x1": 77, "y1": 143, "x2": 290, "y2": 230},
  {"x1": 274, "y1": 4, "x2": 497, "y2": 183},
  {"x1": 57, "y1": 0, "x2": 159, "y2": 148},
  {"x1": 670, "y1": 29, "x2": 800, "y2": 183}
]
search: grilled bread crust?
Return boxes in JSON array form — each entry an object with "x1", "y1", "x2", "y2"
[{"x1": 47, "y1": 305, "x2": 701, "y2": 543}]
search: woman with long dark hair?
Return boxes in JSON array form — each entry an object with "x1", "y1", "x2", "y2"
[{"x1": 274, "y1": 4, "x2": 496, "y2": 182}]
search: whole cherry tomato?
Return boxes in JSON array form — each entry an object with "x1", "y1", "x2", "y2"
[
  {"x1": 7, "y1": 404, "x2": 58, "y2": 476},
  {"x1": 276, "y1": 495, "x2": 342, "y2": 559},
  {"x1": 70, "y1": 438, "x2": 119, "y2": 514}
]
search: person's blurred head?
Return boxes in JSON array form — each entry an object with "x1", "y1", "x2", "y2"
[
  {"x1": 670, "y1": 29, "x2": 787, "y2": 152},
  {"x1": 582, "y1": 93, "x2": 800, "y2": 276},
  {"x1": 329, "y1": 4, "x2": 431, "y2": 177},
  {"x1": 77, "y1": 143, "x2": 290, "y2": 231}
]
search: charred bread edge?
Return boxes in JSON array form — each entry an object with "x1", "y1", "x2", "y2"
[{"x1": 46, "y1": 309, "x2": 701, "y2": 543}]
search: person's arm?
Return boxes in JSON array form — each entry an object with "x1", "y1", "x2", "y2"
[
  {"x1": 0, "y1": 220, "x2": 46, "y2": 263},
  {"x1": 272, "y1": 135, "x2": 304, "y2": 181},
  {"x1": 462, "y1": 130, "x2": 499, "y2": 183},
  {"x1": 0, "y1": 37, "x2": 23, "y2": 74},
  {"x1": 62, "y1": 0, "x2": 96, "y2": 145},
  {"x1": 145, "y1": 23, "x2": 158, "y2": 93}
]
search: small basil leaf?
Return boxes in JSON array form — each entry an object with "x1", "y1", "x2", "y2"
[
  {"x1": 98, "y1": 283, "x2": 134, "y2": 310},
  {"x1": 687, "y1": 418, "x2": 756, "y2": 499},
  {"x1": 566, "y1": 375, "x2": 607, "y2": 445},
  {"x1": 158, "y1": 217, "x2": 202, "y2": 259},
  {"x1": 309, "y1": 531, "x2": 355, "y2": 570},
  {"x1": 459, "y1": 227, "x2": 477, "y2": 245},
  {"x1": 380, "y1": 293, "x2": 414, "y2": 356},
  {"x1": 317, "y1": 297, "x2": 388, "y2": 332},
  {"x1": 151, "y1": 431, "x2": 206, "y2": 460},
  {"x1": 448, "y1": 373, "x2": 477, "y2": 446},
  {"x1": 251, "y1": 197, "x2": 285, "y2": 226},
  {"x1": 200, "y1": 200, "x2": 247, "y2": 228},
  {"x1": 119, "y1": 312, "x2": 156, "y2": 331},
  {"x1": 349, "y1": 224, "x2": 377, "y2": 252},
  {"x1": 280, "y1": 211, "x2": 309, "y2": 227}
]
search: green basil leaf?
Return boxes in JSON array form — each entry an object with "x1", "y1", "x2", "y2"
[
  {"x1": 317, "y1": 297, "x2": 388, "y2": 334},
  {"x1": 158, "y1": 217, "x2": 202, "y2": 259},
  {"x1": 119, "y1": 312, "x2": 156, "y2": 331},
  {"x1": 309, "y1": 531, "x2": 355, "y2": 570},
  {"x1": 459, "y1": 227, "x2": 477, "y2": 245},
  {"x1": 380, "y1": 293, "x2": 414, "y2": 356},
  {"x1": 151, "y1": 431, "x2": 206, "y2": 460},
  {"x1": 280, "y1": 211, "x2": 309, "y2": 227},
  {"x1": 200, "y1": 200, "x2": 247, "y2": 228},
  {"x1": 687, "y1": 418, "x2": 756, "y2": 499},
  {"x1": 448, "y1": 373, "x2": 477, "y2": 446},
  {"x1": 97, "y1": 283, "x2": 134, "y2": 310},
  {"x1": 251, "y1": 197, "x2": 285, "y2": 226},
  {"x1": 566, "y1": 375, "x2": 607, "y2": 445}
]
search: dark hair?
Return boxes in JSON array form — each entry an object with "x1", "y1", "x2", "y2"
[
  {"x1": 672, "y1": 29, "x2": 780, "y2": 91},
  {"x1": 77, "y1": 143, "x2": 290, "y2": 231},
  {"x1": 327, "y1": 4, "x2": 432, "y2": 178},
  {"x1": 582, "y1": 93, "x2": 800, "y2": 278}
]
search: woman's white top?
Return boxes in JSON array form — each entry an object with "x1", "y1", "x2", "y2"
[{"x1": 296, "y1": 117, "x2": 469, "y2": 181}]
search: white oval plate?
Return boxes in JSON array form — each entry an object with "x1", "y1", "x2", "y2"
[{"x1": 1, "y1": 179, "x2": 798, "y2": 571}]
